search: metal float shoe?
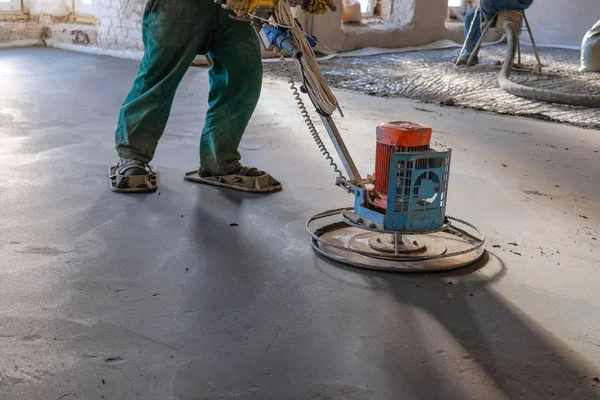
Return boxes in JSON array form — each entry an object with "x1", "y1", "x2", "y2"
[
  {"x1": 109, "y1": 159, "x2": 158, "y2": 193},
  {"x1": 184, "y1": 166, "x2": 282, "y2": 193}
]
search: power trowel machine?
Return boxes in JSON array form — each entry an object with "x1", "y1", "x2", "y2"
[{"x1": 226, "y1": 0, "x2": 486, "y2": 272}]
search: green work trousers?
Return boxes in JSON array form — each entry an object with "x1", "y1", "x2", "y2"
[{"x1": 115, "y1": 0, "x2": 263, "y2": 175}]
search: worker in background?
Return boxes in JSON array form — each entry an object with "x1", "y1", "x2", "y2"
[
  {"x1": 457, "y1": 0, "x2": 534, "y2": 65},
  {"x1": 109, "y1": 0, "x2": 334, "y2": 194}
]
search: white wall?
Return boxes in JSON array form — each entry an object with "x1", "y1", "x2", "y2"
[
  {"x1": 525, "y1": 0, "x2": 600, "y2": 48},
  {"x1": 26, "y1": 0, "x2": 71, "y2": 16},
  {"x1": 96, "y1": 0, "x2": 144, "y2": 51}
]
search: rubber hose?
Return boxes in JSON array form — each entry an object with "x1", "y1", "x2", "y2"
[{"x1": 499, "y1": 21, "x2": 600, "y2": 108}]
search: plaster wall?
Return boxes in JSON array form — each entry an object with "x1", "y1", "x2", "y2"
[
  {"x1": 0, "y1": 0, "x2": 598, "y2": 57},
  {"x1": 96, "y1": 0, "x2": 144, "y2": 52},
  {"x1": 525, "y1": 0, "x2": 600, "y2": 48},
  {"x1": 25, "y1": 0, "x2": 72, "y2": 17},
  {"x1": 312, "y1": 0, "x2": 451, "y2": 52}
]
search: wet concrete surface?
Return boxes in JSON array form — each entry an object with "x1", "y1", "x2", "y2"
[
  {"x1": 264, "y1": 45, "x2": 600, "y2": 130},
  {"x1": 1, "y1": 47, "x2": 600, "y2": 399}
]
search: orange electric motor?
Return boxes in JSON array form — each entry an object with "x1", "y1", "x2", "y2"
[{"x1": 374, "y1": 121, "x2": 433, "y2": 207}]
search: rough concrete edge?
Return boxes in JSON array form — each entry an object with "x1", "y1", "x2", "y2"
[
  {"x1": 44, "y1": 40, "x2": 143, "y2": 60},
  {"x1": 0, "y1": 39, "x2": 44, "y2": 49},
  {"x1": 27, "y1": 43, "x2": 277, "y2": 63},
  {"x1": 520, "y1": 39, "x2": 581, "y2": 51}
]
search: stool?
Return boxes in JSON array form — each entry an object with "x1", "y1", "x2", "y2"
[{"x1": 467, "y1": 9, "x2": 542, "y2": 72}]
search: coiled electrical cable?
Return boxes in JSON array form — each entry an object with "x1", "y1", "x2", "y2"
[{"x1": 278, "y1": 52, "x2": 345, "y2": 178}]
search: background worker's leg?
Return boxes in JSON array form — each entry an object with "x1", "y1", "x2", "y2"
[
  {"x1": 464, "y1": 6, "x2": 483, "y2": 55},
  {"x1": 467, "y1": 0, "x2": 532, "y2": 56},
  {"x1": 199, "y1": 14, "x2": 263, "y2": 176},
  {"x1": 480, "y1": 0, "x2": 534, "y2": 15},
  {"x1": 115, "y1": 0, "x2": 216, "y2": 163}
]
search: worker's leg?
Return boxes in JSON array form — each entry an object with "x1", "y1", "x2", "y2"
[
  {"x1": 509, "y1": 0, "x2": 533, "y2": 10},
  {"x1": 464, "y1": 6, "x2": 483, "y2": 55},
  {"x1": 115, "y1": 0, "x2": 216, "y2": 164},
  {"x1": 480, "y1": 0, "x2": 533, "y2": 15},
  {"x1": 199, "y1": 12, "x2": 263, "y2": 176}
]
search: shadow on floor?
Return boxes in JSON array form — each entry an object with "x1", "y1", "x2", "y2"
[{"x1": 317, "y1": 252, "x2": 600, "y2": 399}]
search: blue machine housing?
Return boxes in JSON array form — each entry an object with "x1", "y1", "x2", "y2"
[{"x1": 351, "y1": 149, "x2": 452, "y2": 233}]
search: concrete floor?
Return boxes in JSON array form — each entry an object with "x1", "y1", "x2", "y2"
[{"x1": 0, "y1": 48, "x2": 599, "y2": 400}]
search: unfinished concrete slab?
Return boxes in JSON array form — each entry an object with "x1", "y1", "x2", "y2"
[
  {"x1": 265, "y1": 45, "x2": 600, "y2": 130},
  {"x1": 0, "y1": 48, "x2": 599, "y2": 399}
]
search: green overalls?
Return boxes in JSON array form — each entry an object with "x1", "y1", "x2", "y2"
[{"x1": 115, "y1": 0, "x2": 262, "y2": 175}]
